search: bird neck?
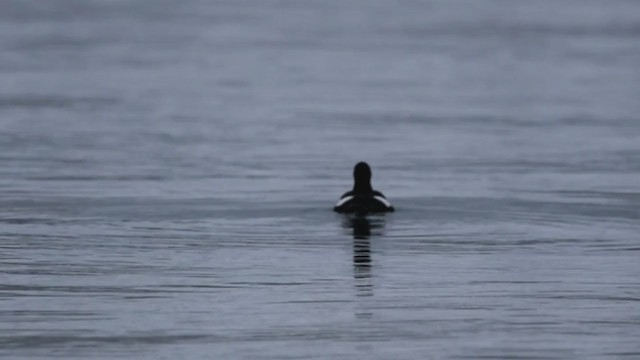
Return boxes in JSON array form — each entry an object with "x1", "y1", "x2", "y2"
[{"x1": 353, "y1": 181, "x2": 373, "y2": 193}]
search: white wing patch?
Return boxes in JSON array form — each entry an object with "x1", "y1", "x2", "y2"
[
  {"x1": 335, "y1": 196, "x2": 354, "y2": 207},
  {"x1": 374, "y1": 196, "x2": 392, "y2": 208}
]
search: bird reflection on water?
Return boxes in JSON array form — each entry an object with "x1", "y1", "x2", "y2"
[{"x1": 342, "y1": 215, "x2": 386, "y2": 301}]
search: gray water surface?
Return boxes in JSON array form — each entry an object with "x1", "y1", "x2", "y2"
[{"x1": 1, "y1": 1, "x2": 640, "y2": 359}]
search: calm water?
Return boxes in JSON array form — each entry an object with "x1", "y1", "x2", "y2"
[{"x1": 1, "y1": 1, "x2": 640, "y2": 359}]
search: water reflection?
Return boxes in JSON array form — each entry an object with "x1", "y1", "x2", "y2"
[
  {"x1": 352, "y1": 217, "x2": 372, "y2": 290},
  {"x1": 342, "y1": 215, "x2": 386, "y2": 300}
]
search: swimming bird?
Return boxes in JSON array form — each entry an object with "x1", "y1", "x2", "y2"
[{"x1": 333, "y1": 162, "x2": 394, "y2": 213}]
